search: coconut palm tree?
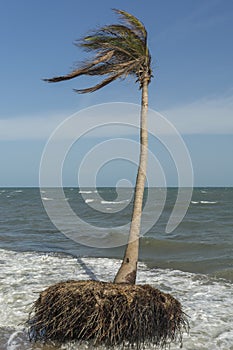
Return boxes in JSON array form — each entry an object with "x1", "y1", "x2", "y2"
[
  {"x1": 44, "y1": 9, "x2": 152, "y2": 285},
  {"x1": 29, "y1": 11, "x2": 188, "y2": 348}
]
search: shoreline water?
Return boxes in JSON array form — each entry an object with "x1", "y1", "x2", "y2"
[
  {"x1": 0, "y1": 187, "x2": 233, "y2": 348},
  {"x1": 1, "y1": 249, "x2": 233, "y2": 349}
]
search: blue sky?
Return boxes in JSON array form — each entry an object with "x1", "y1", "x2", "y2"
[{"x1": 0, "y1": 0, "x2": 233, "y2": 187}]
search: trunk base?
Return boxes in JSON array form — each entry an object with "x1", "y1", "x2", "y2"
[{"x1": 27, "y1": 280, "x2": 189, "y2": 349}]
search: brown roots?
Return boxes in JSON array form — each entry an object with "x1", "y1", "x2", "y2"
[{"x1": 27, "y1": 280, "x2": 189, "y2": 349}]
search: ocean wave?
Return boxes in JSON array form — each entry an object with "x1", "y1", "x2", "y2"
[
  {"x1": 101, "y1": 200, "x2": 130, "y2": 205},
  {"x1": 79, "y1": 190, "x2": 93, "y2": 194},
  {"x1": 85, "y1": 199, "x2": 95, "y2": 203},
  {"x1": 191, "y1": 200, "x2": 217, "y2": 204},
  {"x1": 79, "y1": 190, "x2": 97, "y2": 194},
  {"x1": 41, "y1": 197, "x2": 53, "y2": 201},
  {"x1": 200, "y1": 200, "x2": 217, "y2": 204}
]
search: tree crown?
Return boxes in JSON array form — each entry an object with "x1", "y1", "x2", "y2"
[{"x1": 44, "y1": 9, "x2": 152, "y2": 93}]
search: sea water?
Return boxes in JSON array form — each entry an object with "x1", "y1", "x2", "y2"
[{"x1": 0, "y1": 188, "x2": 232, "y2": 349}]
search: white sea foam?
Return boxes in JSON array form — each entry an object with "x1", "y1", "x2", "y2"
[
  {"x1": 79, "y1": 190, "x2": 97, "y2": 194},
  {"x1": 101, "y1": 200, "x2": 129, "y2": 205},
  {"x1": 191, "y1": 201, "x2": 217, "y2": 205},
  {"x1": 41, "y1": 197, "x2": 53, "y2": 201},
  {"x1": 0, "y1": 248, "x2": 232, "y2": 349},
  {"x1": 200, "y1": 201, "x2": 217, "y2": 204},
  {"x1": 85, "y1": 199, "x2": 94, "y2": 203},
  {"x1": 79, "y1": 190, "x2": 93, "y2": 194}
]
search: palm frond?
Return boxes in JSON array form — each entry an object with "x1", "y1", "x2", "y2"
[
  {"x1": 113, "y1": 9, "x2": 147, "y2": 42},
  {"x1": 73, "y1": 70, "x2": 124, "y2": 93},
  {"x1": 100, "y1": 26, "x2": 145, "y2": 56},
  {"x1": 80, "y1": 36, "x2": 140, "y2": 58},
  {"x1": 85, "y1": 60, "x2": 137, "y2": 76},
  {"x1": 101, "y1": 25, "x2": 145, "y2": 47},
  {"x1": 43, "y1": 50, "x2": 114, "y2": 82}
]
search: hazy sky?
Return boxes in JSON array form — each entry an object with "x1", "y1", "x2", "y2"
[{"x1": 0, "y1": 0, "x2": 232, "y2": 187}]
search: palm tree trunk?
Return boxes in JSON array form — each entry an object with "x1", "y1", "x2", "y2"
[{"x1": 114, "y1": 78, "x2": 149, "y2": 284}]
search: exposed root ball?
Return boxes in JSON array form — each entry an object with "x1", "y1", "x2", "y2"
[{"x1": 27, "y1": 280, "x2": 188, "y2": 349}]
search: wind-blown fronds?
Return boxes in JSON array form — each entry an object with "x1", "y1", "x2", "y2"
[
  {"x1": 112, "y1": 9, "x2": 147, "y2": 43},
  {"x1": 43, "y1": 50, "x2": 115, "y2": 83},
  {"x1": 44, "y1": 9, "x2": 152, "y2": 92}
]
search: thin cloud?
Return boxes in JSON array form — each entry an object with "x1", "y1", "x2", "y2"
[
  {"x1": 0, "y1": 94, "x2": 232, "y2": 141},
  {"x1": 0, "y1": 105, "x2": 140, "y2": 141},
  {"x1": 0, "y1": 113, "x2": 67, "y2": 140},
  {"x1": 161, "y1": 93, "x2": 233, "y2": 134}
]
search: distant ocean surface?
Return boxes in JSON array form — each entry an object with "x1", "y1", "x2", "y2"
[{"x1": 0, "y1": 187, "x2": 233, "y2": 349}]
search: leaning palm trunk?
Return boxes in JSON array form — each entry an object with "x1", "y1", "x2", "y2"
[
  {"x1": 43, "y1": 9, "x2": 152, "y2": 285},
  {"x1": 114, "y1": 78, "x2": 149, "y2": 284}
]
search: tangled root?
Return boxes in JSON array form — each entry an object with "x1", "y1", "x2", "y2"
[{"x1": 27, "y1": 280, "x2": 189, "y2": 349}]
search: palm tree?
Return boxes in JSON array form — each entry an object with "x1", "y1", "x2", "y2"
[
  {"x1": 44, "y1": 9, "x2": 152, "y2": 285},
  {"x1": 29, "y1": 11, "x2": 188, "y2": 347}
]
